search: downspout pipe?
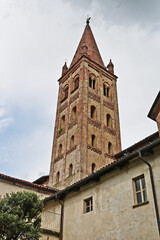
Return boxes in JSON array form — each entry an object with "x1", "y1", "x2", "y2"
[
  {"x1": 138, "y1": 150, "x2": 160, "y2": 236},
  {"x1": 55, "y1": 194, "x2": 64, "y2": 240}
]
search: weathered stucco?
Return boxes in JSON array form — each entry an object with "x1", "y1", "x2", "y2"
[
  {"x1": 44, "y1": 147, "x2": 160, "y2": 240},
  {"x1": 0, "y1": 179, "x2": 51, "y2": 200}
]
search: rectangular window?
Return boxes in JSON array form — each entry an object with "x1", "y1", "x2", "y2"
[
  {"x1": 84, "y1": 197, "x2": 93, "y2": 213},
  {"x1": 133, "y1": 175, "x2": 147, "y2": 205}
]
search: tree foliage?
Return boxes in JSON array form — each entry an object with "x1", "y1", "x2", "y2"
[{"x1": 0, "y1": 191, "x2": 44, "y2": 240}]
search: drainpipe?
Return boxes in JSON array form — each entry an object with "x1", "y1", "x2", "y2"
[
  {"x1": 138, "y1": 150, "x2": 160, "y2": 236},
  {"x1": 55, "y1": 194, "x2": 64, "y2": 240}
]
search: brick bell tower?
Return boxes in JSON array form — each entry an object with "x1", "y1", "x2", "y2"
[{"x1": 48, "y1": 19, "x2": 121, "y2": 189}]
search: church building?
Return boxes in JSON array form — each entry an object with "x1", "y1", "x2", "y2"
[{"x1": 0, "y1": 19, "x2": 160, "y2": 240}]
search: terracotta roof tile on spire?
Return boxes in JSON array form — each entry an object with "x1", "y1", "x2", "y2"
[{"x1": 70, "y1": 23, "x2": 105, "y2": 68}]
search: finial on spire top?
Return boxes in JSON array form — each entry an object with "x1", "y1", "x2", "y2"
[{"x1": 86, "y1": 16, "x2": 91, "y2": 25}]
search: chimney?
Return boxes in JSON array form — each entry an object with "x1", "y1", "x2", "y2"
[{"x1": 148, "y1": 91, "x2": 160, "y2": 136}]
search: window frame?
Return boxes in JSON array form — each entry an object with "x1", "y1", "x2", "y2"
[
  {"x1": 83, "y1": 197, "x2": 93, "y2": 214},
  {"x1": 132, "y1": 174, "x2": 148, "y2": 207}
]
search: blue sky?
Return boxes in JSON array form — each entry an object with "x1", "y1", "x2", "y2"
[{"x1": 0, "y1": 0, "x2": 159, "y2": 181}]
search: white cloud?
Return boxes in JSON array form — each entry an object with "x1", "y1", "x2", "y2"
[
  {"x1": 0, "y1": 118, "x2": 13, "y2": 129},
  {"x1": 0, "y1": 99, "x2": 13, "y2": 130}
]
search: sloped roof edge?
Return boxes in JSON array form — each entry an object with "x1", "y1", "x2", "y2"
[
  {"x1": 44, "y1": 135, "x2": 160, "y2": 202},
  {"x1": 0, "y1": 173, "x2": 58, "y2": 193}
]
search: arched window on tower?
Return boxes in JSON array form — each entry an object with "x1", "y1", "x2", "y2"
[
  {"x1": 58, "y1": 144, "x2": 62, "y2": 156},
  {"x1": 71, "y1": 106, "x2": 77, "y2": 121},
  {"x1": 69, "y1": 164, "x2": 73, "y2": 176},
  {"x1": 60, "y1": 115, "x2": 65, "y2": 130},
  {"x1": 74, "y1": 76, "x2": 79, "y2": 90},
  {"x1": 106, "y1": 114, "x2": 112, "y2": 128},
  {"x1": 70, "y1": 135, "x2": 74, "y2": 149},
  {"x1": 108, "y1": 142, "x2": 112, "y2": 155},
  {"x1": 89, "y1": 76, "x2": 96, "y2": 89},
  {"x1": 92, "y1": 163, "x2": 96, "y2": 173},
  {"x1": 103, "y1": 84, "x2": 107, "y2": 96},
  {"x1": 56, "y1": 171, "x2": 60, "y2": 182},
  {"x1": 103, "y1": 84, "x2": 110, "y2": 97},
  {"x1": 90, "y1": 105, "x2": 96, "y2": 119},
  {"x1": 91, "y1": 134, "x2": 96, "y2": 147},
  {"x1": 64, "y1": 85, "x2": 69, "y2": 98}
]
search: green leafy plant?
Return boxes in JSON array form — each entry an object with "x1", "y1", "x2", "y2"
[
  {"x1": 58, "y1": 129, "x2": 63, "y2": 134},
  {"x1": 0, "y1": 191, "x2": 44, "y2": 240}
]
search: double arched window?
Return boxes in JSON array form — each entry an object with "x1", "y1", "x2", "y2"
[
  {"x1": 89, "y1": 76, "x2": 96, "y2": 89},
  {"x1": 103, "y1": 84, "x2": 110, "y2": 97}
]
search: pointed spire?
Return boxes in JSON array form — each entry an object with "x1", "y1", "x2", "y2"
[
  {"x1": 70, "y1": 21, "x2": 105, "y2": 68},
  {"x1": 62, "y1": 61, "x2": 68, "y2": 76},
  {"x1": 107, "y1": 59, "x2": 114, "y2": 74}
]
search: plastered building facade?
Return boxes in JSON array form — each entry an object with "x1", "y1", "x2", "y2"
[{"x1": 0, "y1": 20, "x2": 160, "y2": 240}]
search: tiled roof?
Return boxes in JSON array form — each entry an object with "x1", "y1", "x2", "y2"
[
  {"x1": 33, "y1": 175, "x2": 49, "y2": 185},
  {"x1": 114, "y1": 131, "x2": 159, "y2": 159},
  {"x1": 0, "y1": 173, "x2": 58, "y2": 193},
  {"x1": 70, "y1": 23, "x2": 105, "y2": 68}
]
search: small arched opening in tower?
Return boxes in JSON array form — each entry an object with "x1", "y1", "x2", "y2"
[
  {"x1": 90, "y1": 105, "x2": 96, "y2": 119},
  {"x1": 106, "y1": 114, "x2": 112, "y2": 128},
  {"x1": 71, "y1": 106, "x2": 77, "y2": 121},
  {"x1": 56, "y1": 171, "x2": 60, "y2": 182},
  {"x1": 58, "y1": 144, "x2": 62, "y2": 156},
  {"x1": 60, "y1": 115, "x2": 65, "y2": 130},
  {"x1": 92, "y1": 163, "x2": 96, "y2": 173},
  {"x1": 108, "y1": 142, "x2": 112, "y2": 155},
  {"x1": 69, "y1": 164, "x2": 73, "y2": 176},
  {"x1": 70, "y1": 135, "x2": 74, "y2": 149},
  {"x1": 74, "y1": 76, "x2": 79, "y2": 90},
  {"x1": 91, "y1": 134, "x2": 96, "y2": 147},
  {"x1": 64, "y1": 85, "x2": 69, "y2": 98}
]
